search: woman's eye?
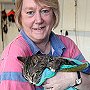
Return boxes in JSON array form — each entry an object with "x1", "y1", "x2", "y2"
[
  {"x1": 26, "y1": 11, "x2": 35, "y2": 16},
  {"x1": 41, "y1": 9, "x2": 50, "y2": 14}
]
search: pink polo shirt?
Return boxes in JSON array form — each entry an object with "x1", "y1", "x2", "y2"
[{"x1": 0, "y1": 31, "x2": 89, "y2": 90}]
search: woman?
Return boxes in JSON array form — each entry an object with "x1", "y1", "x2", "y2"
[{"x1": 0, "y1": 0, "x2": 90, "y2": 90}]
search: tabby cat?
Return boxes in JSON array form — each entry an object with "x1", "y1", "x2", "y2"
[{"x1": 17, "y1": 54, "x2": 87, "y2": 85}]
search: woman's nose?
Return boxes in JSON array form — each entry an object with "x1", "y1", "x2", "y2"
[{"x1": 35, "y1": 12, "x2": 43, "y2": 24}]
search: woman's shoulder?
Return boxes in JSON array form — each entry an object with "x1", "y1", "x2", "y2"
[
  {"x1": 4, "y1": 34, "x2": 28, "y2": 50},
  {"x1": 57, "y1": 34, "x2": 75, "y2": 45},
  {"x1": 1, "y1": 34, "x2": 32, "y2": 58}
]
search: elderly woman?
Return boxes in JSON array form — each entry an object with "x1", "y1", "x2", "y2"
[{"x1": 0, "y1": 0, "x2": 90, "y2": 90}]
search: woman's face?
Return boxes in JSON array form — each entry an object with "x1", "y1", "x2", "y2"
[{"x1": 21, "y1": 0, "x2": 54, "y2": 43}]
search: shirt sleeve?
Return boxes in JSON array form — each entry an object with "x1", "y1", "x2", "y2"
[
  {"x1": 0, "y1": 39, "x2": 35, "y2": 90},
  {"x1": 60, "y1": 36, "x2": 90, "y2": 74}
]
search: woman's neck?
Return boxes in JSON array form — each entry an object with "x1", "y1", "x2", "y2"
[{"x1": 35, "y1": 39, "x2": 51, "y2": 54}]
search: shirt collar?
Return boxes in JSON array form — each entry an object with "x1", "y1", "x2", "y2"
[
  {"x1": 20, "y1": 30, "x2": 66, "y2": 56},
  {"x1": 50, "y1": 32, "x2": 66, "y2": 56},
  {"x1": 20, "y1": 30, "x2": 40, "y2": 54}
]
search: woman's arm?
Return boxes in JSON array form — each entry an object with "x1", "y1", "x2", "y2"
[
  {"x1": 43, "y1": 72, "x2": 90, "y2": 90},
  {"x1": 77, "y1": 72, "x2": 90, "y2": 90},
  {"x1": 0, "y1": 36, "x2": 35, "y2": 90}
]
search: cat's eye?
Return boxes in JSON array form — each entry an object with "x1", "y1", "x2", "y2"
[{"x1": 36, "y1": 70, "x2": 40, "y2": 73}]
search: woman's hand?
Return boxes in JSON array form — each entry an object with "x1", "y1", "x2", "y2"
[
  {"x1": 43, "y1": 72, "x2": 77, "y2": 90},
  {"x1": 77, "y1": 73, "x2": 90, "y2": 90}
]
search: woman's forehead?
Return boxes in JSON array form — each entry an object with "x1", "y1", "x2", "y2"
[{"x1": 22, "y1": 0, "x2": 50, "y2": 10}]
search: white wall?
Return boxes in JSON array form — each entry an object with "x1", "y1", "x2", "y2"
[
  {"x1": 0, "y1": 3, "x2": 19, "y2": 55},
  {"x1": 54, "y1": 0, "x2": 90, "y2": 62}
]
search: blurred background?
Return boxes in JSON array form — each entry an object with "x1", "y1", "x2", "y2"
[{"x1": 0, "y1": 0, "x2": 90, "y2": 62}]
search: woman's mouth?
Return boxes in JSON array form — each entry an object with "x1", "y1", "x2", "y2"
[{"x1": 32, "y1": 26, "x2": 46, "y2": 30}]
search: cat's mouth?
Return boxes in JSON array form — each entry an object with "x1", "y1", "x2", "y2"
[
  {"x1": 32, "y1": 70, "x2": 44, "y2": 84},
  {"x1": 26, "y1": 73, "x2": 42, "y2": 85},
  {"x1": 24, "y1": 68, "x2": 44, "y2": 85}
]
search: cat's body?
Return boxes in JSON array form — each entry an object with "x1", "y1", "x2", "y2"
[{"x1": 17, "y1": 54, "x2": 87, "y2": 85}]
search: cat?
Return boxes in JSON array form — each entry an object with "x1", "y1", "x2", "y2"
[{"x1": 17, "y1": 54, "x2": 87, "y2": 85}]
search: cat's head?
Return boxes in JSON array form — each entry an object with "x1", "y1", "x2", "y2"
[{"x1": 17, "y1": 54, "x2": 48, "y2": 85}]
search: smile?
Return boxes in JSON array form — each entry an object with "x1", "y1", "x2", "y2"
[{"x1": 32, "y1": 26, "x2": 46, "y2": 30}]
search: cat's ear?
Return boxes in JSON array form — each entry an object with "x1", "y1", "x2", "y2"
[{"x1": 17, "y1": 56, "x2": 26, "y2": 64}]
